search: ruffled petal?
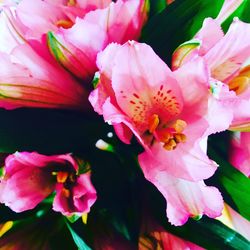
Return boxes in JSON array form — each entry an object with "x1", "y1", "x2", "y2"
[
  {"x1": 138, "y1": 136, "x2": 217, "y2": 182},
  {"x1": 205, "y1": 19, "x2": 250, "y2": 82},
  {"x1": 53, "y1": 173, "x2": 97, "y2": 216},
  {"x1": 140, "y1": 166, "x2": 223, "y2": 226}
]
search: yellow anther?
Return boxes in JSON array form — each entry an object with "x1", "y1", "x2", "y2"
[
  {"x1": 62, "y1": 188, "x2": 71, "y2": 198},
  {"x1": 68, "y1": 0, "x2": 76, "y2": 6},
  {"x1": 172, "y1": 119, "x2": 187, "y2": 133},
  {"x1": 174, "y1": 133, "x2": 187, "y2": 143},
  {"x1": 82, "y1": 213, "x2": 88, "y2": 224},
  {"x1": 238, "y1": 65, "x2": 250, "y2": 77},
  {"x1": 148, "y1": 114, "x2": 160, "y2": 133},
  {"x1": 57, "y1": 171, "x2": 69, "y2": 183},
  {"x1": 56, "y1": 19, "x2": 74, "y2": 29},
  {"x1": 164, "y1": 139, "x2": 177, "y2": 151},
  {"x1": 0, "y1": 221, "x2": 13, "y2": 237},
  {"x1": 228, "y1": 76, "x2": 250, "y2": 95}
]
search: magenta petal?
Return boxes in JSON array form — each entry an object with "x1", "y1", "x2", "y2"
[
  {"x1": 0, "y1": 152, "x2": 55, "y2": 212},
  {"x1": 53, "y1": 173, "x2": 97, "y2": 216},
  {"x1": 230, "y1": 132, "x2": 250, "y2": 177},
  {"x1": 139, "y1": 138, "x2": 217, "y2": 182},
  {"x1": 0, "y1": 152, "x2": 79, "y2": 212},
  {"x1": 141, "y1": 167, "x2": 223, "y2": 226}
]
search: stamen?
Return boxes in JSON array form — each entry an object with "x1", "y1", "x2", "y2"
[
  {"x1": 148, "y1": 114, "x2": 160, "y2": 133},
  {"x1": 228, "y1": 65, "x2": 250, "y2": 95},
  {"x1": 56, "y1": 19, "x2": 74, "y2": 29},
  {"x1": 164, "y1": 139, "x2": 177, "y2": 151},
  {"x1": 67, "y1": 0, "x2": 76, "y2": 6},
  {"x1": 238, "y1": 65, "x2": 250, "y2": 77},
  {"x1": 228, "y1": 76, "x2": 249, "y2": 95},
  {"x1": 174, "y1": 133, "x2": 187, "y2": 143},
  {"x1": 57, "y1": 171, "x2": 69, "y2": 183},
  {"x1": 62, "y1": 188, "x2": 71, "y2": 198},
  {"x1": 172, "y1": 119, "x2": 187, "y2": 133}
]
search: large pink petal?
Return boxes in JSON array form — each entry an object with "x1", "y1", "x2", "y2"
[
  {"x1": 230, "y1": 132, "x2": 250, "y2": 177},
  {"x1": 84, "y1": 0, "x2": 147, "y2": 43},
  {"x1": 205, "y1": 81, "x2": 237, "y2": 136},
  {"x1": 49, "y1": 17, "x2": 107, "y2": 80},
  {"x1": 4, "y1": 152, "x2": 78, "y2": 176},
  {"x1": 195, "y1": 18, "x2": 224, "y2": 56},
  {"x1": 0, "y1": 42, "x2": 88, "y2": 110},
  {"x1": 173, "y1": 57, "x2": 209, "y2": 119},
  {"x1": 110, "y1": 41, "x2": 183, "y2": 132},
  {"x1": 0, "y1": 7, "x2": 26, "y2": 54},
  {"x1": 205, "y1": 19, "x2": 250, "y2": 82},
  {"x1": 0, "y1": 167, "x2": 54, "y2": 212},
  {"x1": 53, "y1": 173, "x2": 97, "y2": 216},
  {"x1": 138, "y1": 136, "x2": 217, "y2": 182},
  {"x1": 141, "y1": 167, "x2": 223, "y2": 226},
  {"x1": 88, "y1": 43, "x2": 122, "y2": 114}
]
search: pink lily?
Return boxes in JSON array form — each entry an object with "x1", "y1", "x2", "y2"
[
  {"x1": 172, "y1": 17, "x2": 250, "y2": 132},
  {"x1": 0, "y1": 36, "x2": 90, "y2": 110},
  {"x1": 46, "y1": 0, "x2": 148, "y2": 80},
  {"x1": 230, "y1": 132, "x2": 250, "y2": 177},
  {"x1": 89, "y1": 41, "x2": 223, "y2": 225},
  {"x1": 1, "y1": 0, "x2": 148, "y2": 81},
  {"x1": 0, "y1": 152, "x2": 97, "y2": 216}
]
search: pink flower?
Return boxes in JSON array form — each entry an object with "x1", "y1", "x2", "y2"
[
  {"x1": 47, "y1": 0, "x2": 148, "y2": 80},
  {"x1": 0, "y1": 0, "x2": 147, "y2": 109},
  {"x1": 1, "y1": 0, "x2": 148, "y2": 81},
  {"x1": 0, "y1": 38, "x2": 89, "y2": 110},
  {"x1": 89, "y1": 41, "x2": 223, "y2": 225},
  {"x1": 230, "y1": 132, "x2": 250, "y2": 177},
  {"x1": 0, "y1": 152, "x2": 97, "y2": 216},
  {"x1": 172, "y1": 17, "x2": 250, "y2": 132}
]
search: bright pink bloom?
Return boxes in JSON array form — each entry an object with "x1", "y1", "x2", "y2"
[
  {"x1": 1, "y1": 0, "x2": 148, "y2": 81},
  {"x1": 0, "y1": 38, "x2": 89, "y2": 110},
  {"x1": 89, "y1": 41, "x2": 223, "y2": 225},
  {"x1": 0, "y1": 152, "x2": 97, "y2": 216},
  {"x1": 230, "y1": 132, "x2": 250, "y2": 177},
  {"x1": 172, "y1": 18, "x2": 250, "y2": 131},
  {"x1": 47, "y1": 0, "x2": 148, "y2": 80},
  {"x1": 140, "y1": 153, "x2": 223, "y2": 225}
]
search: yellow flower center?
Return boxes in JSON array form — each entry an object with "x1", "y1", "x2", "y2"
[
  {"x1": 148, "y1": 114, "x2": 187, "y2": 151},
  {"x1": 228, "y1": 65, "x2": 250, "y2": 95},
  {"x1": 56, "y1": 19, "x2": 74, "y2": 29}
]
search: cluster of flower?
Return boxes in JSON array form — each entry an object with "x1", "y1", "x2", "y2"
[{"x1": 0, "y1": 0, "x2": 249, "y2": 246}]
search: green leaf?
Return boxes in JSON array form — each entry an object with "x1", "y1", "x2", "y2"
[
  {"x1": 148, "y1": 0, "x2": 166, "y2": 17},
  {"x1": 141, "y1": 0, "x2": 224, "y2": 65},
  {"x1": 66, "y1": 221, "x2": 92, "y2": 250},
  {"x1": 169, "y1": 218, "x2": 250, "y2": 250},
  {"x1": 222, "y1": 0, "x2": 250, "y2": 32},
  {"x1": 208, "y1": 146, "x2": 250, "y2": 222},
  {"x1": 67, "y1": 214, "x2": 82, "y2": 224}
]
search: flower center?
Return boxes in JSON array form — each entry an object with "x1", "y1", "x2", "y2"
[
  {"x1": 55, "y1": 171, "x2": 77, "y2": 197},
  {"x1": 148, "y1": 114, "x2": 187, "y2": 150},
  {"x1": 67, "y1": 0, "x2": 76, "y2": 6},
  {"x1": 228, "y1": 65, "x2": 250, "y2": 95},
  {"x1": 56, "y1": 19, "x2": 74, "y2": 29}
]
